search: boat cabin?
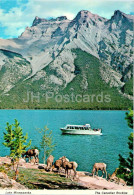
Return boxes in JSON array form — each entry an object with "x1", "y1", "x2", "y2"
[{"x1": 66, "y1": 124, "x2": 91, "y2": 130}]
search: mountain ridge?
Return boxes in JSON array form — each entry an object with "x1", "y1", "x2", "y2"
[{"x1": 0, "y1": 10, "x2": 133, "y2": 109}]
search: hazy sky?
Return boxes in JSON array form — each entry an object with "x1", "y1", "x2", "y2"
[{"x1": 0, "y1": 0, "x2": 133, "y2": 39}]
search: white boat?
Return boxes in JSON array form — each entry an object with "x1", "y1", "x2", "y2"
[{"x1": 60, "y1": 124, "x2": 102, "y2": 135}]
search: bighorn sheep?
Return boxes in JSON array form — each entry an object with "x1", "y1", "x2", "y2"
[
  {"x1": 62, "y1": 158, "x2": 78, "y2": 179},
  {"x1": 52, "y1": 159, "x2": 63, "y2": 173},
  {"x1": 92, "y1": 163, "x2": 107, "y2": 178},
  {"x1": 46, "y1": 155, "x2": 54, "y2": 171},
  {"x1": 22, "y1": 149, "x2": 39, "y2": 164},
  {"x1": 52, "y1": 156, "x2": 69, "y2": 173},
  {"x1": 59, "y1": 156, "x2": 69, "y2": 162},
  {"x1": 109, "y1": 168, "x2": 126, "y2": 186}
]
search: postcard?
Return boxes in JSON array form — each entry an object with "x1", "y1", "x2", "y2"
[{"x1": 0, "y1": 0, "x2": 133, "y2": 195}]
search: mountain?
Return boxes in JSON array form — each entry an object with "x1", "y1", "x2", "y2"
[{"x1": 0, "y1": 10, "x2": 133, "y2": 109}]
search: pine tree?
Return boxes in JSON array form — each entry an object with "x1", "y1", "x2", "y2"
[
  {"x1": 125, "y1": 109, "x2": 133, "y2": 129},
  {"x1": 3, "y1": 122, "x2": 15, "y2": 153},
  {"x1": 3, "y1": 119, "x2": 31, "y2": 179},
  {"x1": 117, "y1": 109, "x2": 133, "y2": 185},
  {"x1": 39, "y1": 126, "x2": 56, "y2": 164},
  {"x1": 11, "y1": 120, "x2": 31, "y2": 158}
]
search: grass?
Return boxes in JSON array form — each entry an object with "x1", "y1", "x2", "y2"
[
  {"x1": 7, "y1": 168, "x2": 86, "y2": 189},
  {"x1": 0, "y1": 166, "x2": 7, "y2": 173}
]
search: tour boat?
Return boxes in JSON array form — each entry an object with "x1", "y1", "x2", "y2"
[{"x1": 60, "y1": 124, "x2": 102, "y2": 135}]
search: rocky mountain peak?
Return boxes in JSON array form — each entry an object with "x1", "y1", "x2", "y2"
[
  {"x1": 114, "y1": 10, "x2": 123, "y2": 16},
  {"x1": 73, "y1": 10, "x2": 106, "y2": 25},
  {"x1": 0, "y1": 10, "x2": 133, "y2": 102},
  {"x1": 112, "y1": 10, "x2": 134, "y2": 21},
  {"x1": 112, "y1": 10, "x2": 128, "y2": 22},
  {"x1": 108, "y1": 10, "x2": 134, "y2": 31},
  {"x1": 75, "y1": 10, "x2": 93, "y2": 19},
  {"x1": 32, "y1": 16, "x2": 47, "y2": 26},
  {"x1": 56, "y1": 16, "x2": 68, "y2": 21},
  {"x1": 32, "y1": 15, "x2": 68, "y2": 26},
  {"x1": 108, "y1": 10, "x2": 124, "y2": 25}
]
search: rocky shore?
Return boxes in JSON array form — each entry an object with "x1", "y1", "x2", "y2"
[{"x1": 0, "y1": 157, "x2": 133, "y2": 190}]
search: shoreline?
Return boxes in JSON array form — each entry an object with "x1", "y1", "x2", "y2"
[{"x1": 0, "y1": 157, "x2": 133, "y2": 190}]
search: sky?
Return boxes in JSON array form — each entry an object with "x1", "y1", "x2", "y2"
[{"x1": 0, "y1": 0, "x2": 134, "y2": 39}]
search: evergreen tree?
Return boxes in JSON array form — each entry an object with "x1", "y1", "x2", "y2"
[
  {"x1": 125, "y1": 109, "x2": 133, "y2": 129},
  {"x1": 3, "y1": 119, "x2": 31, "y2": 179},
  {"x1": 11, "y1": 120, "x2": 31, "y2": 158},
  {"x1": 117, "y1": 109, "x2": 133, "y2": 185},
  {"x1": 39, "y1": 126, "x2": 56, "y2": 164},
  {"x1": 3, "y1": 119, "x2": 31, "y2": 158},
  {"x1": 3, "y1": 122, "x2": 15, "y2": 153}
]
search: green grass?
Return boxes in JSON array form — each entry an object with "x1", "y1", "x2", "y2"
[
  {"x1": 7, "y1": 168, "x2": 86, "y2": 189},
  {"x1": 0, "y1": 166, "x2": 6, "y2": 173}
]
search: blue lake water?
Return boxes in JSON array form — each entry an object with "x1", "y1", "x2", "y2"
[{"x1": 0, "y1": 110, "x2": 131, "y2": 174}]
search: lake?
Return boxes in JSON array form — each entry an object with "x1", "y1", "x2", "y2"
[{"x1": 0, "y1": 110, "x2": 131, "y2": 174}]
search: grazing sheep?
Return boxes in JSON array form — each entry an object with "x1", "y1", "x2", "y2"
[
  {"x1": 46, "y1": 155, "x2": 54, "y2": 171},
  {"x1": 52, "y1": 156, "x2": 69, "y2": 173},
  {"x1": 52, "y1": 159, "x2": 63, "y2": 173},
  {"x1": 92, "y1": 163, "x2": 107, "y2": 179},
  {"x1": 109, "y1": 168, "x2": 126, "y2": 186},
  {"x1": 62, "y1": 159, "x2": 78, "y2": 179},
  {"x1": 22, "y1": 149, "x2": 39, "y2": 164},
  {"x1": 59, "y1": 156, "x2": 69, "y2": 162}
]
